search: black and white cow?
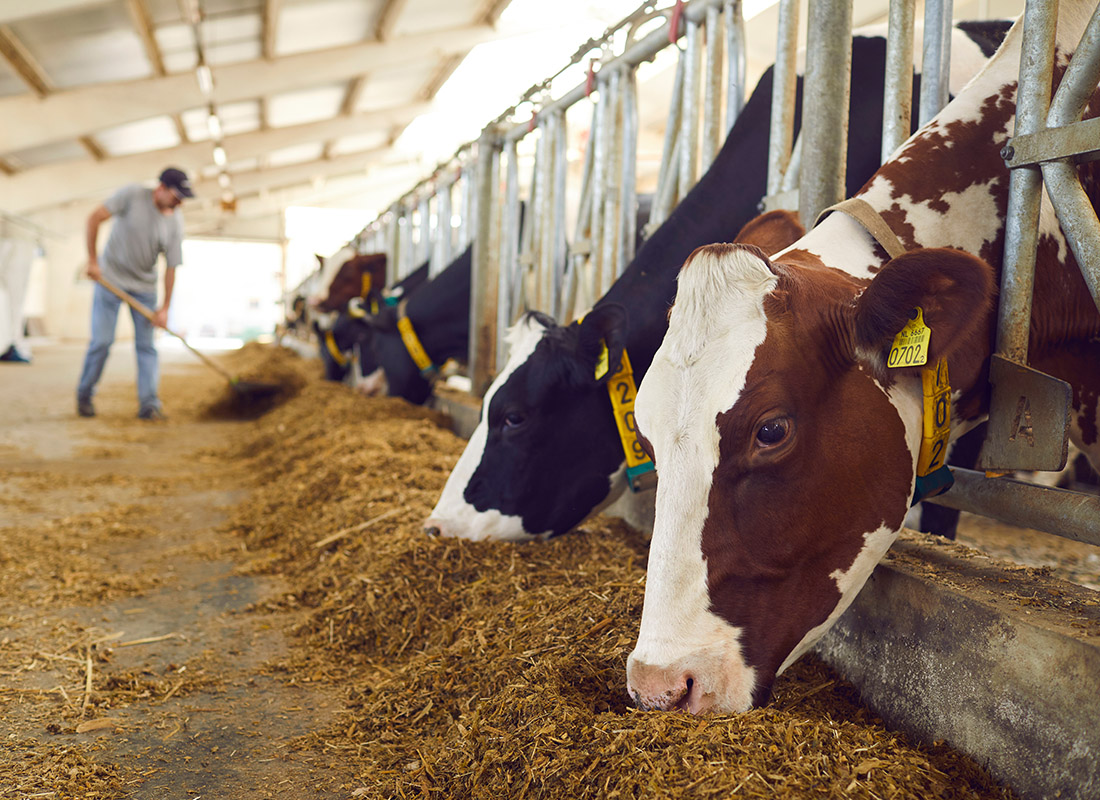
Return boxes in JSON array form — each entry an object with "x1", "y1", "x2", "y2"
[
  {"x1": 326, "y1": 260, "x2": 431, "y2": 389},
  {"x1": 358, "y1": 245, "x2": 474, "y2": 405},
  {"x1": 425, "y1": 22, "x2": 1010, "y2": 541}
]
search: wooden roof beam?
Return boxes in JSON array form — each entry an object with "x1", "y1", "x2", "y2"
[
  {"x1": 3, "y1": 100, "x2": 431, "y2": 214},
  {"x1": 374, "y1": 0, "x2": 410, "y2": 42},
  {"x1": 124, "y1": 0, "x2": 165, "y2": 75},
  {"x1": 0, "y1": 22, "x2": 523, "y2": 155},
  {"x1": 261, "y1": 0, "x2": 280, "y2": 59},
  {"x1": 0, "y1": 24, "x2": 53, "y2": 97}
]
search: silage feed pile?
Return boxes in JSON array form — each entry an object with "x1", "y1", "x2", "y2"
[
  {"x1": 197, "y1": 341, "x2": 317, "y2": 420},
  {"x1": 220, "y1": 346, "x2": 1016, "y2": 800}
]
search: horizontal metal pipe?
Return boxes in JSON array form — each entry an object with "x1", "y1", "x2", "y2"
[
  {"x1": 925, "y1": 467, "x2": 1100, "y2": 548},
  {"x1": 503, "y1": 0, "x2": 726, "y2": 143}
]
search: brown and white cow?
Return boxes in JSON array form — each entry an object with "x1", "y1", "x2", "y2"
[
  {"x1": 314, "y1": 253, "x2": 388, "y2": 314},
  {"x1": 627, "y1": 5, "x2": 1100, "y2": 714}
]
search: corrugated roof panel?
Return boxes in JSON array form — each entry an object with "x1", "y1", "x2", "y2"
[
  {"x1": 329, "y1": 131, "x2": 391, "y2": 156},
  {"x1": 267, "y1": 84, "x2": 346, "y2": 127},
  {"x1": 180, "y1": 100, "x2": 261, "y2": 142},
  {"x1": 13, "y1": 4, "x2": 153, "y2": 90},
  {"x1": 277, "y1": 0, "x2": 380, "y2": 56},
  {"x1": 218, "y1": 100, "x2": 263, "y2": 136},
  {"x1": 5, "y1": 139, "x2": 90, "y2": 171},
  {"x1": 354, "y1": 62, "x2": 433, "y2": 112},
  {"x1": 201, "y1": 10, "x2": 262, "y2": 66},
  {"x1": 155, "y1": 22, "x2": 198, "y2": 72},
  {"x1": 267, "y1": 142, "x2": 325, "y2": 169},
  {"x1": 0, "y1": 61, "x2": 27, "y2": 98},
  {"x1": 391, "y1": 0, "x2": 484, "y2": 37},
  {"x1": 96, "y1": 115, "x2": 182, "y2": 157}
]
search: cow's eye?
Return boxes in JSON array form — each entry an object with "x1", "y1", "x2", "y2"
[
  {"x1": 504, "y1": 412, "x2": 526, "y2": 430},
  {"x1": 755, "y1": 418, "x2": 790, "y2": 447}
]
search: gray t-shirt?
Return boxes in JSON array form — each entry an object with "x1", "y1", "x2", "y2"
[{"x1": 101, "y1": 184, "x2": 183, "y2": 294}]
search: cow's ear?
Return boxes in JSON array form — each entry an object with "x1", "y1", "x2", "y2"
[
  {"x1": 577, "y1": 303, "x2": 628, "y2": 384},
  {"x1": 853, "y1": 248, "x2": 995, "y2": 375},
  {"x1": 733, "y1": 210, "x2": 805, "y2": 256}
]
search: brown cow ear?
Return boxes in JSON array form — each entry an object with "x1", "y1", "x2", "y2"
[
  {"x1": 733, "y1": 210, "x2": 806, "y2": 256},
  {"x1": 853, "y1": 248, "x2": 995, "y2": 374}
]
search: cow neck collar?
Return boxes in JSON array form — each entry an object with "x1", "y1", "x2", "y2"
[
  {"x1": 818, "y1": 198, "x2": 954, "y2": 505},
  {"x1": 396, "y1": 298, "x2": 438, "y2": 379},
  {"x1": 324, "y1": 330, "x2": 348, "y2": 366},
  {"x1": 815, "y1": 197, "x2": 906, "y2": 259}
]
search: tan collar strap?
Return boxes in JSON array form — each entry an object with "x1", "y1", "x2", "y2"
[{"x1": 814, "y1": 197, "x2": 906, "y2": 259}]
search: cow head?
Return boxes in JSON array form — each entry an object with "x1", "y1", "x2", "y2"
[
  {"x1": 316, "y1": 253, "x2": 388, "y2": 313},
  {"x1": 627, "y1": 242, "x2": 993, "y2": 713},
  {"x1": 426, "y1": 305, "x2": 631, "y2": 541}
]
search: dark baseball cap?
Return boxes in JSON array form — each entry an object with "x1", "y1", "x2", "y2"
[{"x1": 159, "y1": 167, "x2": 194, "y2": 199}]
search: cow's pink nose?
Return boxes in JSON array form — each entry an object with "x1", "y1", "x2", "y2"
[{"x1": 627, "y1": 661, "x2": 697, "y2": 712}]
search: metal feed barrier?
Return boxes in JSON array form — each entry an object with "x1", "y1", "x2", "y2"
[{"x1": 299, "y1": 0, "x2": 1099, "y2": 548}]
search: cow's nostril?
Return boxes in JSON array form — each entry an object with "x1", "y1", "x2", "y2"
[
  {"x1": 424, "y1": 525, "x2": 441, "y2": 537},
  {"x1": 675, "y1": 676, "x2": 696, "y2": 712}
]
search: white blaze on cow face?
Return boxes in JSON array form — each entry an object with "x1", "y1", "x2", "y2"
[
  {"x1": 627, "y1": 245, "x2": 777, "y2": 714},
  {"x1": 426, "y1": 315, "x2": 551, "y2": 542}
]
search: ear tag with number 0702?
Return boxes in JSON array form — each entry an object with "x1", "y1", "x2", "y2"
[{"x1": 888, "y1": 307, "x2": 930, "y2": 368}]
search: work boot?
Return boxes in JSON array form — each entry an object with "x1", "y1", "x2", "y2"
[
  {"x1": 138, "y1": 406, "x2": 166, "y2": 421},
  {"x1": 77, "y1": 397, "x2": 95, "y2": 417}
]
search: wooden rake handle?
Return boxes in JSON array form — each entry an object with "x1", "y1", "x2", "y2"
[{"x1": 95, "y1": 275, "x2": 238, "y2": 384}]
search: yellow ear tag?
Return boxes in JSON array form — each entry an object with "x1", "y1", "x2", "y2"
[
  {"x1": 888, "y1": 307, "x2": 931, "y2": 368},
  {"x1": 594, "y1": 341, "x2": 610, "y2": 380}
]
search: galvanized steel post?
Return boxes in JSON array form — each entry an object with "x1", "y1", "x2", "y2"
[
  {"x1": 767, "y1": 0, "x2": 800, "y2": 198},
  {"x1": 496, "y1": 138, "x2": 521, "y2": 369},
  {"x1": 549, "y1": 108, "x2": 569, "y2": 319},
  {"x1": 418, "y1": 195, "x2": 434, "y2": 276},
  {"x1": 469, "y1": 130, "x2": 502, "y2": 395},
  {"x1": 881, "y1": 0, "x2": 915, "y2": 164},
  {"x1": 617, "y1": 66, "x2": 639, "y2": 281},
  {"x1": 917, "y1": 0, "x2": 953, "y2": 127},
  {"x1": 601, "y1": 66, "x2": 624, "y2": 293},
  {"x1": 1041, "y1": 4, "x2": 1100, "y2": 313},
  {"x1": 725, "y1": 0, "x2": 746, "y2": 133},
  {"x1": 678, "y1": 18, "x2": 703, "y2": 200},
  {"x1": 435, "y1": 180, "x2": 453, "y2": 272},
  {"x1": 649, "y1": 51, "x2": 686, "y2": 229},
  {"x1": 995, "y1": 0, "x2": 1056, "y2": 363},
  {"x1": 702, "y1": 4, "x2": 724, "y2": 171},
  {"x1": 798, "y1": 0, "x2": 853, "y2": 227}
]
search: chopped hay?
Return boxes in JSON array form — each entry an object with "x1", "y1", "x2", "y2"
[
  {"x1": 214, "y1": 346, "x2": 1018, "y2": 800},
  {"x1": 198, "y1": 342, "x2": 316, "y2": 420}
]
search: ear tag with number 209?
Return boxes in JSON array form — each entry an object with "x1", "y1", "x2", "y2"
[{"x1": 888, "y1": 307, "x2": 930, "y2": 368}]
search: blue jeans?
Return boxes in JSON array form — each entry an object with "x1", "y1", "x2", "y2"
[{"x1": 77, "y1": 283, "x2": 160, "y2": 411}]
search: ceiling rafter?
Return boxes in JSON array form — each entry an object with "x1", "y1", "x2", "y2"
[
  {"x1": 0, "y1": 21, "x2": 112, "y2": 166},
  {"x1": 124, "y1": 0, "x2": 190, "y2": 144},
  {"x1": 79, "y1": 136, "x2": 106, "y2": 160},
  {"x1": 0, "y1": 23, "x2": 54, "y2": 97},
  {"x1": 421, "y1": 54, "x2": 465, "y2": 101},
  {"x1": 261, "y1": 0, "x2": 280, "y2": 60},
  {"x1": 0, "y1": 21, "x2": 519, "y2": 155},
  {"x1": 374, "y1": 0, "x2": 411, "y2": 42},
  {"x1": 124, "y1": 0, "x2": 165, "y2": 74},
  {"x1": 479, "y1": 0, "x2": 511, "y2": 25},
  {"x1": 3, "y1": 100, "x2": 431, "y2": 214}
]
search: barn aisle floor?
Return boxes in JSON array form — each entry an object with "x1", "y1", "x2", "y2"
[{"x1": 0, "y1": 342, "x2": 353, "y2": 798}]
